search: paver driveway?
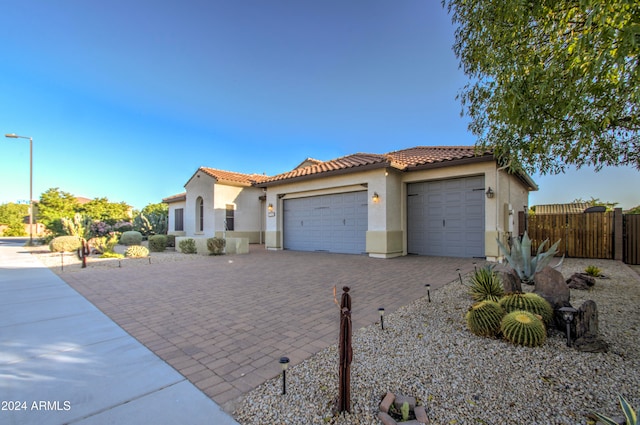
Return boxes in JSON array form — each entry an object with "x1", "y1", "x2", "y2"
[{"x1": 53, "y1": 246, "x2": 481, "y2": 411}]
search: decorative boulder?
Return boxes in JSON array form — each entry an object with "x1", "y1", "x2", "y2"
[
  {"x1": 566, "y1": 273, "x2": 596, "y2": 290},
  {"x1": 533, "y1": 266, "x2": 570, "y2": 310},
  {"x1": 572, "y1": 300, "x2": 609, "y2": 352},
  {"x1": 500, "y1": 269, "x2": 522, "y2": 293}
]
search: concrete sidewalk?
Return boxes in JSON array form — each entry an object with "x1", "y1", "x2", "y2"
[{"x1": 0, "y1": 239, "x2": 239, "y2": 425}]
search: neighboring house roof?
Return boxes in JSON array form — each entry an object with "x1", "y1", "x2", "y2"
[
  {"x1": 162, "y1": 192, "x2": 186, "y2": 204},
  {"x1": 293, "y1": 158, "x2": 324, "y2": 169},
  {"x1": 534, "y1": 203, "x2": 591, "y2": 214}
]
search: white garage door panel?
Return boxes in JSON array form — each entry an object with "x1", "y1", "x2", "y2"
[
  {"x1": 407, "y1": 175, "x2": 485, "y2": 257},
  {"x1": 283, "y1": 191, "x2": 367, "y2": 254}
]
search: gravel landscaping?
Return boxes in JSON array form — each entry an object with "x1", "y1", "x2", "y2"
[{"x1": 233, "y1": 259, "x2": 640, "y2": 425}]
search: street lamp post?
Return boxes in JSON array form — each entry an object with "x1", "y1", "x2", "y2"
[{"x1": 5, "y1": 133, "x2": 33, "y2": 245}]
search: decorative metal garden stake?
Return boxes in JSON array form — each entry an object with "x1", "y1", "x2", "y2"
[
  {"x1": 425, "y1": 284, "x2": 431, "y2": 303},
  {"x1": 457, "y1": 268, "x2": 463, "y2": 285},
  {"x1": 559, "y1": 306, "x2": 578, "y2": 347},
  {"x1": 378, "y1": 307, "x2": 385, "y2": 330},
  {"x1": 279, "y1": 356, "x2": 289, "y2": 395},
  {"x1": 338, "y1": 286, "x2": 352, "y2": 413}
]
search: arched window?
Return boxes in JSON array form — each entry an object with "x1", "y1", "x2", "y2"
[{"x1": 196, "y1": 197, "x2": 204, "y2": 232}]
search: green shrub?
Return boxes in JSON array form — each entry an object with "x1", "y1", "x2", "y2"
[
  {"x1": 179, "y1": 238, "x2": 197, "y2": 254},
  {"x1": 501, "y1": 310, "x2": 547, "y2": 347},
  {"x1": 2, "y1": 222, "x2": 27, "y2": 236},
  {"x1": 100, "y1": 251, "x2": 124, "y2": 259},
  {"x1": 90, "y1": 234, "x2": 119, "y2": 254},
  {"x1": 465, "y1": 300, "x2": 505, "y2": 337},
  {"x1": 125, "y1": 245, "x2": 149, "y2": 258},
  {"x1": 120, "y1": 230, "x2": 143, "y2": 246},
  {"x1": 499, "y1": 292, "x2": 554, "y2": 325},
  {"x1": 207, "y1": 237, "x2": 226, "y2": 255},
  {"x1": 49, "y1": 235, "x2": 82, "y2": 253},
  {"x1": 585, "y1": 265, "x2": 602, "y2": 277},
  {"x1": 467, "y1": 265, "x2": 504, "y2": 302},
  {"x1": 148, "y1": 235, "x2": 168, "y2": 252},
  {"x1": 166, "y1": 234, "x2": 176, "y2": 248}
]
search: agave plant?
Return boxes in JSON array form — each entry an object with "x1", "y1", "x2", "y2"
[
  {"x1": 467, "y1": 264, "x2": 504, "y2": 302},
  {"x1": 497, "y1": 231, "x2": 563, "y2": 284},
  {"x1": 594, "y1": 395, "x2": 637, "y2": 425}
]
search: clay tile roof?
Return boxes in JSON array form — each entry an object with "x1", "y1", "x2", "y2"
[
  {"x1": 199, "y1": 167, "x2": 270, "y2": 185},
  {"x1": 387, "y1": 146, "x2": 492, "y2": 168},
  {"x1": 162, "y1": 192, "x2": 186, "y2": 203},
  {"x1": 263, "y1": 153, "x2": 392, "y2": 183}
]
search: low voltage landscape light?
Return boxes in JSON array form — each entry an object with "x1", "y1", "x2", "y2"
[
  {"x1": 425, "y1": 284, "x2": 431, "y2": 303},
  {"x1": 279, "y1": 356, "x2": 290, "y2": 394},
  {"x1": 559, "y1": 306, "x2": 578, "y2": 347},
  {"x1": 378, "y1": 307, "x2": 385, "y2": 330},
  {"x1": 457, "y1": 268, "x2": 463, "y2": 285}
]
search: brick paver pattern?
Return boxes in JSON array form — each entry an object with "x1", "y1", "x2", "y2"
[{"x1": 55, "y1": 247, "x2": 480, "y2": 408}]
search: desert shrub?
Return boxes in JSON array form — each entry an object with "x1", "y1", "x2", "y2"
[
  {"x1": 179, "y1": 238, "x2": 197, "y2": 254},
  {"x1": 585, "y1": 265, "x2": 602, "y2": 277},
  {"x1": 467, "y1": 265, "x2": 504, "y2": 302},
  {"x1": 207, "y1": 237, "x2": 226, "y2": 255},
  {"x1": 49, "y1": 235, "x2": 82, "y2": 252},
  {"x1": 125, "y1": 245, "x2": 149, "y2": 258},
  {"x1": 148, "y1": 235, "x2": 167, "y2": 252},
  {"x1": 100, "y1": 251, "x2": 124, "y2": 259},
  {"x1": 90, "y1": 233, "x2": 119, "y2": 254},
  {"x1": 2, "y1": 222, "x2": 27, "y2": 237},
  {"x1": 166, "y1": 234, "x2": 176, "y2": 247},
  {"x1": 120, "y1": 230, "x2": 143, "y2": 246}
]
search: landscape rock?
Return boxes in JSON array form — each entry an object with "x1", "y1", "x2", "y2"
[
  {"x1": 500, "y1": 269, "x2": 522, "y2": 293},
  {"x1": 575, "y1": 300, "x2": 600, "y2": 338},
  {"x1": 566, "y1": 273, "x2": 596, "y2": 290},
  {"x1": 414, "y1": 405, "x2": 429, "y2": 424},
  {"x1": 380, "y1": 392, "x2": 395, "y2": 413},
  {"x1": 378, "y1": 411, "x2": 398, "y2": 425},
  {"x1": 574, "y1": 333, "x2": 609, "y2": 353},
  {"x1": 533, "y1": 266, "x2": 570, "y2": 310}
]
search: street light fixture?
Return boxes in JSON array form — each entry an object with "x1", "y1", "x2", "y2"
[{"x1": 5, "y1": 133, "x2": 33, "y2": 245}]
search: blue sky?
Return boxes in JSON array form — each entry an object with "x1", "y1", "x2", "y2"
[{"x1": 1, "y1": 0, "x2": 638, "y2": 210}]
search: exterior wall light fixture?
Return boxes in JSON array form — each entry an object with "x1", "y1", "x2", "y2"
[
  {"x1": 372, "y1": 192, "x2": 380, "y2": 203},
  {"x1": 268, "y1": 203, "x2": 274, "y2": 213},
  {"x1": 485, "y1": 187, "x2": 495, "y2": 198}
]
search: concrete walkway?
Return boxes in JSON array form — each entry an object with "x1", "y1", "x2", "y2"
[{"x1": 0, "y1": 239, "x2": 239, "y2": 425}]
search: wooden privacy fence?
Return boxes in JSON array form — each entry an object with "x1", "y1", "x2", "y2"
[{"x1": 518, "y1": 209, "x2": 640, "y2": 264}]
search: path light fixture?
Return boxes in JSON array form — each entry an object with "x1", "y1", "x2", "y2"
[
  {"x1": 473, "y1": 262, "x2": 477, "y2": 273},
  {"x1": 5, "y1": 133, "x2": 33, "y2": 245},
  {"x1": 425, "y1": 284, "x2": 431, "y2": 303},
  {"x1": 279, "y1": 356, "x2": 290, "y2": 395},
  {"x1": 457, "y1": 268, "x2": 463, "y2": 285},
  {"x1": 378, "y1": 307, "x2": 385, "y2": 330},
  {"x1": 559, "y1": 306, "x2": 578, "y2": 347}
]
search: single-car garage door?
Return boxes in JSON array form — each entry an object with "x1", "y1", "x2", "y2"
[
  {"x1": 283, "y1": 191, "x2": 368, "y2": 254},
  {"x1": 407, "y1": 175, "x2": 485, "y2": 257}
]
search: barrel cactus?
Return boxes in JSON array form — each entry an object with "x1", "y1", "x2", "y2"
[
  {"x1": 465, "y1": 300, "x2": 506, "y2": 337},
  {"x1": 468, "y1": 265, "x2": 504, "y2": 302},
  {"x1": 125, "y1": 245, "x2": 149, "y2": 258},
  {"x1": 501, "y1": 310, "x2": 547, "y2": 347},
  {"x1": 499, "y1": 292, "x2": 554, "y2": 325}
]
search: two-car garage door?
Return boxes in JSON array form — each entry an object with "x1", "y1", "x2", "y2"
[
  {"x1": 407, "y1": 175, "x2": 485, "y2": 257},
  {"x1": 283, "y1": 191, "x2": 368, "y2": 254}
]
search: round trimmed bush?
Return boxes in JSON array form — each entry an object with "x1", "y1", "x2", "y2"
[
  {"x1": 148, "y1": 235, "x2": 167, "y2": 252},
  {"x1": 499, "y1": 292, "x2": 554, "y2": 325},
  {"x1": 207, "y1": 237, "x2": 226, "y2": 255},
  {"x1": 49, "y1": 235, "x2": 82, "y2": 253},
  {"x1": 501, "y1": 310, "x2": 547, "y2": 347},
  {"x1": 465, "y1": 300, "x2": 505, "y2": 337},
  {"x1": 125, "y1": 245, "x2": 149, "y2": 258},
  {"x1": 120, "y1": 231, "x2": 143, "y2": 246}
]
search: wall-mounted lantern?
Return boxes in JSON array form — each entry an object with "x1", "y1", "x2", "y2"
[
  {"x1": 485, "y1": 187, "x2": 495, "y2": 198},
  {"x1": 372, "y1": 192, "x2": 380, "y2": 203}
]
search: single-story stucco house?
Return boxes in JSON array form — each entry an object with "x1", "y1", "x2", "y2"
[{"x1": 163, "y1": 146, "x2": 537, "y2": 260}]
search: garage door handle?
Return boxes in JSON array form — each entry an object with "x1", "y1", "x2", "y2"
[
  {"x1": 301, "y1": 220, "x2": 303, "y2": 226},
  {"x1": 443, "y1": 219, "x2": 445, "y2": 227},
  {"x1": 343, "y1": 219, "x2": 346, "y2": 225}
]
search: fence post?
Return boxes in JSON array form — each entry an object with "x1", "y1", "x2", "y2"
[{"x1": 614, "y1": 208, "x2": 623, "y2": 261}]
